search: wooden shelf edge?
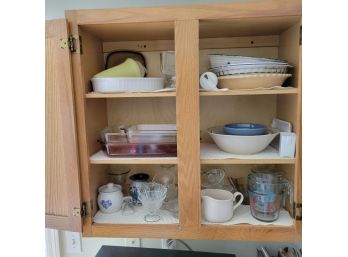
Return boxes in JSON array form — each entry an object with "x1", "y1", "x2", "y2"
[
  {"x1": 85, "y1": 88, "x2": 297, "y2": 98},
  {"x1": 90, "y1": 158, "x2": 178, "y2": 164},
  {"x1": 201, "y1": 223, "x2": 295, "y2": 229},
  {"x1": 200, "y1": 87, "x2": 298, "y2": 96},
  {"x1": 87, "y1": 223, "x2": 300, "y2": 241},
  {"x1": 90, "y1": 150, "x2": 178, "y2": 164},
  {"x1": 199, "y1": 223, "x2": 300, "y2": 241},
  {"x1": 92, "y1": 223, "x2": 179, "y2": 229},
  {"x1": 90, "y1": 153, "x2": 294, "y2": 165},
  {"x1": 85, "y1": 92, "x2": 176, "y2": 98},
  {"x1": 201, "y1": 158, "x2": 296, "y2": 164}
]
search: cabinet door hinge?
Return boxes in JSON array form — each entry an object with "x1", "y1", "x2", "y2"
[
  {"x1": 60, "y1": 35, "x2": 82, "y2": 54},
  {"x1": 299, "y1": 25, "x2": 302, "y2": 46},
  {"x1": 293, "y1": 202, "x2": 302, "y2": 220},
  {"x1": 72, "y1": 201, "x2": 91, "y2": 218}
]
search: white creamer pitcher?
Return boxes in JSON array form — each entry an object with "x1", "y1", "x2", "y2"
[{"x1": 201, "y1": 189, "x2": 244, "y2": 223}]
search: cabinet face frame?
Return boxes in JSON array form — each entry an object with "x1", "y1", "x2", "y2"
[{"x1": 64, "y1": 0, "x2": 302, "y2": 241}]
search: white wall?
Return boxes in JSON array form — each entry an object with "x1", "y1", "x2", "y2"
[{"x1": 46, "y1": 1, "x2": 301, "y2": 256}]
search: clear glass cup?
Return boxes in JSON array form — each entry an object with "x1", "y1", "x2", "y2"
[
  {"x1": 108, "y1": 169, "x2": 130, "y2": 189},
  {"x1": 138, "y1": 182, "x2": 167, "y2": 222}
]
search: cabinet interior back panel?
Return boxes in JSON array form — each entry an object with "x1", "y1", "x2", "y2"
[
  {"x1": 109, "y1": 164, "x2": 176, "y2": 178},
  {"x1": 102, "y1": 47, "x2": 278, "y2": 77},
  {"x1": 199, "y1": 16, "x2": 301, "y2": 38},
  {"x1": 202, "y1": 164, "x2": 252, "y2": 182},
  {"x1": 81, "y1": 21, "x2": 174, "y2": 41},
  {"x1": 107, "y1": 98, "x2": 176, "y2": 128},
  {"x1": 200, "y1": 95, "x2": 277, "y2": 143}
]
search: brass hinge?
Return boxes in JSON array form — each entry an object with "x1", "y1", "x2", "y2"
[
  {"x1": 72, "y1": 201, "x2": 91, "y2": 218},
  {"x1": 60, "y1": 35, "x2": 82, "y2": 54},
  {"x1": 293, "y1": 202, "x2": 302, "y2": 220}
]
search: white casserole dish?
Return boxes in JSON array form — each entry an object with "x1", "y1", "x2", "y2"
[{"x1": 91, "y1": 77, "x2": 164, "y2": 93}]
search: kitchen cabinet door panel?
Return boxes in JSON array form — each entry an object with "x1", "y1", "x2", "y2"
[{"x1": 45, "y1": 19, "x2": 82, "y2": 232}]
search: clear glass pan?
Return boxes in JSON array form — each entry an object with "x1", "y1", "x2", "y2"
[{"x1": 103, "y1": 142, "x2": 177, "y2": 157}]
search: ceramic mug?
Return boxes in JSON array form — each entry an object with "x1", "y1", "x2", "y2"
[
  {"x1": 129, "y1": 173, "x2": 150, "y2": 205},
  {"x1": 201, "y1": 189, "x2": 244, "y2": 223}
]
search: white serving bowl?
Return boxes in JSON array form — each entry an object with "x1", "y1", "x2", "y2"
[
  {"x1": 218, "y1": 73, "x2": 291, "y2": 89},
  {"x1": 208, "y1": 127, "x2": 279, "y2": 155}
]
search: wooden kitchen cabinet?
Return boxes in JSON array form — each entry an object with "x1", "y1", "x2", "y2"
[{"x1": 45, "y1": 0, "x2": 302, "y2": 241}]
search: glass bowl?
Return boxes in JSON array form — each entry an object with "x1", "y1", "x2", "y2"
[
  {"x1": 201, "y1": 169, "x2": 225, "y2": 189},
  {"x1": 138, "y1": 182, "x2": 167, "y2": 222}
]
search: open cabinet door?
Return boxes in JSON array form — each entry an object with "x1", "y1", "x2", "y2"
[{"x1": 45, "y1": 19, "x2": 82, "y2": 232}]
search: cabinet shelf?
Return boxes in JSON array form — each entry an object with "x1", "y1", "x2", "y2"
[
  {"x1": 85, "y1": 91, "x2": 176, "y2": 98},
  {"x1": 85, "y1": 87, "x2": 297, "y2": 98},
  {"x1": 90, "y1": 150, "x2": 178, "y2": 164},
  {"x1": 90, "y1": 145, "x2": 295, "y2": 165},
  {"x1": 200, "y1": 143, "x2": 296, "y2": 164},
  {"x1": 202, "y1": 205, "x2": 293, "y2": 227},
  {"x1": 200, "y1": 87, "x2": 298, "y2": 96},
  {"x1": 90, "y1": 221, "x2": 298, "y2": 241},
  {"x1": 93, "y1": 205, "x2": 292, "y2": 226},
  {"x1": 201, "y1": 159, "x2": 296, "y2": 164},
  {"x1": 93, "y1": 206, "x2": 179, "y2": 225}
]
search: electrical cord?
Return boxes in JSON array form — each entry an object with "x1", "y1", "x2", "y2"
[
  {"x1": 167, "y1": 239, "x2": 193, "y2": 251},
  {"x1": 177, "y1": 240, "x2": 193, "y2": 251}
]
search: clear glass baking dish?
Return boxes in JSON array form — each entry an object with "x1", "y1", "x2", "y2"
[
  {"x1": 125, "y1": 124, "x2": 177, "y2": 143},
  {"x1": 101, "y1": 133, "x2": 177, "y2": 157}
]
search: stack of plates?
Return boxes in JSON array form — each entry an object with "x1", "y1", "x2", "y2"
[
  {"x1": 210, "y1": 55, "x2": 288, "y2": 66},
  {"x1": 208, "y1": 55, "x2": 292, "y2": 90}
]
